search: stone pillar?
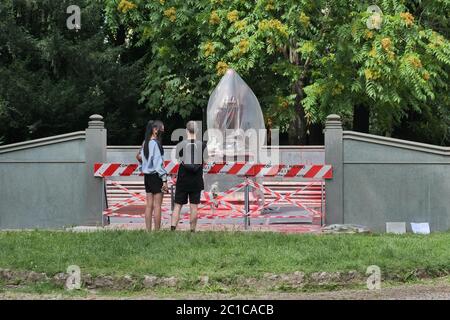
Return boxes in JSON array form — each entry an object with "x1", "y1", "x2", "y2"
[
  {"x1": 324, "y1": 114, "x2": 344, "y2": 225},
  {"x1": 85, "y1": 114, "x2": 107, "y2": 226}
]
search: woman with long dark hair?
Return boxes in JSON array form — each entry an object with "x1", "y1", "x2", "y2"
[{"x1": 136, "y1": 120, "x2": 168, "y2": 231}]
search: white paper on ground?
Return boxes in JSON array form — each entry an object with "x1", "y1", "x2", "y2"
[
  {"x1": 386, "y1": 222, "x2": 406, "y2": 234},
  {"x1": 411, "y1": 222, "x2": 430, "y2": 234}
]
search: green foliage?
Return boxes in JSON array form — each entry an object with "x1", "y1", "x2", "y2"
[
  {"x1": 0, "y1": 0, "x2": 449, "y2": 145},
  {"x1": 0, "y1": 0, "x2": 153, "y2": 145},
  {"x1": 105, "y1": 0, "x2": 210, "y2": 119},
  {"x1": 299, "y1": 1, "x2": 450, "y2": 136},
  {"x1": 105, "y1": 0, "x2": 450, "y2": 144}
]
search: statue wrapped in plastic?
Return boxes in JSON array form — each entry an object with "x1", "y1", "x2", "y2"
[
  {"x1": 206, "y1": 69, "x2": 266, "y2": 160},
  {"x1": 205, "y1": 69, "x2": 266, "y2": 208}
]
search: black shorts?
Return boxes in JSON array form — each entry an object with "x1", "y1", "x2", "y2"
[
  {"x1": 174, "y1": 188, "x2": 201, "y2": 205},
  {"x1": 144, "y1": 173, "x2": 163, "y2": 194}
]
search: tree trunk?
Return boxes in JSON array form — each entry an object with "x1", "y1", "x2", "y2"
[
  {"x1": 285, "y1": 41, "x2": 310, "y2": 145},
  {"x1": 288, "y1": 78, "x2": 308, "y2": 145},
  {"x1": 114, "y1": 25, "x2": 126, "y2": 46},
  {"x1": 352, "y1": 104, "x2": 369, "y2": 133},
  {"x1": 287, "y1": 115, "x2": 303, "y2": 144},
  {"x1": 307, "y1": 122, "x2": 324, "y2": 145}
]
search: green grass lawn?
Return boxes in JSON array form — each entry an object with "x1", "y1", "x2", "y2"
[{"x1": 1, "y1": 230, "x2": 450, "y2": 282}]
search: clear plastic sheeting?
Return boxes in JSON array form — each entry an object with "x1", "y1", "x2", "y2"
[
  {"x1": 205, "y1": 69, "x2": 266, "y2": 195},
  {"x1": 206, "y1": 69, "x2": 266, "y2": 157}
]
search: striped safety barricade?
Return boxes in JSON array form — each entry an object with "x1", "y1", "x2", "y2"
[{"x1": 94, "y1": 161, "x2": 333, "y2": 228}]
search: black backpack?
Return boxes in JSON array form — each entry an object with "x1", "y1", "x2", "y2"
[{"x1": 181, "y1": 141, "x2": 203, "y2": 173}]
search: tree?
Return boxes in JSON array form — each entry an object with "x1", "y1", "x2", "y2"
[
  {"x1": 105, "y1": 0, "x2": 324, "y2": 143},
  {"x1": 2, "y1": 1, "x2": 449, "y2": 146},
  {"x1": 301, "y1": 1, "x2": 450, "y2": 140},
  {"x1": 0, "y1": 0, "x2": 158, "y2": 145},
  {"x1": 106, "y1": 0, "x2": 449, "y2": 145},
  {"x1": 105, "y1": 0, "x2": 210, "y2": 121}
]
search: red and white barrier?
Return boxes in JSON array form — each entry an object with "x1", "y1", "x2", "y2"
[
  {"x1": 246, "y1": 179, "x2": 323, "y2": 218},
  {"x1": 94, "y1": 162, "x2": 332, "y2": 179},
  {"x1": 95, "y1": 161, "x2": 331, "y2": 224},
  {"x1": 103, "y1": 179, "x2": 171, "y2": 215}
]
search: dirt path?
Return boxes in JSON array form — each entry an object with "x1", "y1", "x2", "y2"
[
  {"x1": 1, "y1": 279, "x2": 450, "y2": 300},
  {"x1": 253, "y1": 282, "x2": 450, "y2": 300}
]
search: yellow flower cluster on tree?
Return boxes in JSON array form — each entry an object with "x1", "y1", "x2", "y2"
[
  {"x1": 369, "y1": 46, "x2": 377, "y2": 58},
  {"x1": 364, "y1": 69, "x2": 380, "y2": 80},
  {"x1": 234, "y1": 20, "x2": 247, "y2": 31},
  {"x1": 300, "y1": 41, "x2": 315, "y2": 54},
  {"x1": 158, "y1": 46, "x2": 170, "y2": 57},
  {"x1": 118, "y1": 0, "x2": 137, "y2": 13},
  {"x1": 319, "y1": 53, "x2": 335, "y2": 65},
  {"x1": 381, "y1": 37, "x2": 395, "y2": 60},
  {"x1": 317, "y1": 84, "x2": 325, "y2": 95},
  {"x1": 277, "y1": 96, "x2": 289, "y2": 109},
  {"x1": 227, "y1": 10, "x2": 239, "y2": 23},
  {"x1": 209, "y1": 11, "x2": 220, "y2": 25},
  {"x1": 164, "y1": 7, "x2": 177, "y2": 22},
  {"x1": 237, "y1": 38, "x2": 249, "y2": 55},
  {"x1": 406, "y1": 55, "x2": 423, "y2": 69},
  {"x1": 203, "y1": 41, "x2": 215, "y2": 57},
  {"x1": 258, "y1": 19, "x2": 288, "y2": 37},
  {"x1": 265, "y1": 0, "x2": 275, "y2": 11},
  {"x1": 400, "y1": 12, "x2": 414, "y2": 27},
  {"x1": 423, "y1": 71, "x2": 430, "y2": 81},
  {"x1": 332, "y1": 83, "x2": 345, "y2": 96},
  {"x1": 159, "y1": 0, "x2": 165, "y2": 4},
  {"x1": 432, "y1": 32, "x2": 445, "y2": 45},
  {"x1": 428, "y1": 32, "x2": 445, "y2": 49},
  {"x1": 299, "y1": 12, "x2": 310, "y2": 27},
  {"x1": 216, "y1": 61, "x2": 228, "y2": 76},
  {"x1": 381, "y1": 38, "x2": 391, "y2": 51},
  {"x1": 364, "y1": 30, "x2": 374, "y2": 40}
]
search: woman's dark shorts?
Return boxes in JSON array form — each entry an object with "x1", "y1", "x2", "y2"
[
  {"x1": 174, "y1": 189, "x2": 201, "y2": 205},
  {"x1": 144, "y1": 173, "x2": 163, "y2": 194}
]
